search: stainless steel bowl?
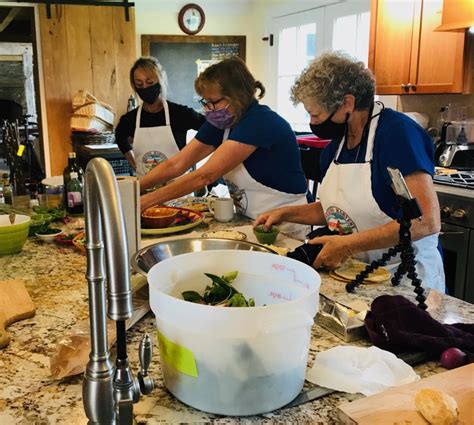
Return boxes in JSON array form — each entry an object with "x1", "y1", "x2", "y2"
[{"x1": 132, "y1": 237, "x2": 277, "y2": 276}]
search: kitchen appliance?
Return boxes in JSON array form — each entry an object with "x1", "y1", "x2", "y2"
[
  {"x1": 433, "y1": 177, "x2": 474, "y2": 303},
  {"x1": 338, "y1": 363, "x2": 474, "y2": 424},
  {"x1": 435, "y1": 118, "x2": 474, "y2": 169}
]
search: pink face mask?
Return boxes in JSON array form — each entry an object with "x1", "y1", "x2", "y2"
[{"x1": 205, "y1": 107, "x2": 234, "y2": 129}]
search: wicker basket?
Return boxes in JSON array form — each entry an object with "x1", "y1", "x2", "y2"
[{"x1": 71, "y1": 131, "x2": 115, "y2": 145}]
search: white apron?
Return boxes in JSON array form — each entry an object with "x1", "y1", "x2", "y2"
[
  {"x1": 222, "y1": 129, "x2": 309, "y2": 239},
  {"x1": 318, "y1": 112, "x2": 445, "y2": 291},
  {"x1": 133, "y1": 100, "x2": 179, "y2": 178}
]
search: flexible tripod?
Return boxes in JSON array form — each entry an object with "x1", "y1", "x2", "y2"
[{"x1": 345, "y1": 196, "x2": 427, "y2": 310}]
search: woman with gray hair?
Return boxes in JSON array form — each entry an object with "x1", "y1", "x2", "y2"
[
  {"x1": 115, "y1": 56, "x2": 205, "y2": 177},
  {"x1": 256, "y1": 51, "x2": 445, "y2": 292}
]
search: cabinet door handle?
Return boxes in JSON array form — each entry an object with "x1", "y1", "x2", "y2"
[
  {"x1": 406, "y1": 83, "x2": 416, "y2": 92},
  {"x1": 401, "y1": 83, "x2": 410, "y2": 93}
]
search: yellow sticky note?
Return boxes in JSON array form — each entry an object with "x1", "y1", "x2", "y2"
[
  {"x1": 16, "y1": 145, "x2": 25, "y2": 156},
  {"x1": 157, "y1": 330, "x2": 198, "y2": 377}
]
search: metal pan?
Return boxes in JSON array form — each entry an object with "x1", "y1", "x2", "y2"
[{"x1": 131, "y1": 237, "x2": 277, "y2": 276}]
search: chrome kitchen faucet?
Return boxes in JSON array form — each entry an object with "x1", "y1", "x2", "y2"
[{"x1": 82, "y1": 158, "x2": 154, "y2": 424}]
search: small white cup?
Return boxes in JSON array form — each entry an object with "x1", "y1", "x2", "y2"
[{"x1": 209, "y1": 197, "x2": 234, "y2": 222}]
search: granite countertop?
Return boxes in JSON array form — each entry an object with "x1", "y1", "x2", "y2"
[{"x1": 1, "y1": 214, "x2": 473, "y2": 424}]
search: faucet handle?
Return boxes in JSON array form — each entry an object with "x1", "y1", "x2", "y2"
[{"x1": 137, "y1": 333, "x2": 154, "y2": 395}]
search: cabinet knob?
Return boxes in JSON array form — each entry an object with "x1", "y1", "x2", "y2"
[
  {"x1": 440, "y1": 206, "x2": 452, "y2": 219},
  {"x1": 452, "y1": 208, "x2": 467, "y2": 220},
  {"x1": 401, "y1": 83, "x2": 410, "y2": 93},
  {"x1": 407, "y1": 83, "x2": 416, "y2": 92}
]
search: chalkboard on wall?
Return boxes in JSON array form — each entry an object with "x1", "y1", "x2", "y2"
[{"x1": 142, "y1": 35, "x2": 246, "y2": 110}]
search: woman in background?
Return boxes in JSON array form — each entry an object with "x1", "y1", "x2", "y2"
[
  {"x1": 115, "y1": 56, "x2": 205, "y2": 177},
  {"x1": 140, "y1": 56, "x2": 309, "y2": 238}
]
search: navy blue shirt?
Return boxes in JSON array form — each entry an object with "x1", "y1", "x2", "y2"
[
  {"x1": 196, "y1": 101, "x2": 307, "y2": 195},
  {"x1": 319, "y1": 108, "x2": 435, "y2": 219}
]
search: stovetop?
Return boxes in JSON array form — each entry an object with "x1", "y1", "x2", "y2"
[{"x1": 433, "y1": 172, "x2": 474, "y2": 190}]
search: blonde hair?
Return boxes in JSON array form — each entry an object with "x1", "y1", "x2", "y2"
[
  {"x1": 130, "y1": 56, "x2": 168, "y2": 100},
  {"x1": 291, "y1": 51, "x2": 375, "y2": 112},
  {"x1": 195, "y1": 56, "x2": 265, "y2": 125}
]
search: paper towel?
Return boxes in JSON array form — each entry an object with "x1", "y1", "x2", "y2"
[
  {"x1": 117, "y1": 176, "x2": 141, "y2": 262},
  {"x1": 306, "y1": 345, "x2": 419, "y2": 396}
]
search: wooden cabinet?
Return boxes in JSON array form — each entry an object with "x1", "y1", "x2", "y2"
[{"x1": 369, "y1": 0, "x2": 469, "y2": 95}]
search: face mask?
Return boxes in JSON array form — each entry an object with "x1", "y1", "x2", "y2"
[
  {"x1": 205, "y1": 107, "x2": 234, "y2": 129},
  {"x1": 310, "y1": 110, "x2": 349, "y2": 140},
  {"x1": 136, "y1": 83, "x2": 161, "y2": 105}
]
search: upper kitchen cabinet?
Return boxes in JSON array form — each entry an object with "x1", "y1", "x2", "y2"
[{"x1": 369, "y1": 0, "x2": 471, "y2": 95}]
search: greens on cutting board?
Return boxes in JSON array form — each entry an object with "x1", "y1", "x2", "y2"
[{"x1": 182, "y1": 271, "x2": 255, "y2": 307}]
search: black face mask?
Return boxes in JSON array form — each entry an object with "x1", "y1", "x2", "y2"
[
  {"x1": 310, "y1": 110, "x2": 349, "y2": 140},
  {"x1": 136, "y1": 82, "x2": 161, "y2": 105}
]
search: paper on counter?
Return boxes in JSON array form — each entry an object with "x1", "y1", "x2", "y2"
[
  {"x1": 117, "y1": 176, "x2": 140, "y2": 261},
  {"x1": 306, "y1": 345, "x2": 419, "y2": 396}
]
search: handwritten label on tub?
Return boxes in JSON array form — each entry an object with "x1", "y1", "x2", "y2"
[{"x1": 157, "y1": 330, "x2": 198, "y2": 377}]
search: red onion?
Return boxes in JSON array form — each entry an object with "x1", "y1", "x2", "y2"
[{"x1": 440, "y1": 347, "x2": 467, "y2": 369}]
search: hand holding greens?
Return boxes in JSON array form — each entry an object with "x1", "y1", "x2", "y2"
[{"x1": 182, "y1": 271, "x2": 255, "y2": 307}]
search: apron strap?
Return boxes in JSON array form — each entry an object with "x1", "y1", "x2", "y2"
[
  {"x1": 163, "y1": 99, "x2": 170, "y2": 126},
  {"x1": 135, "y1": 105, "x2": 142, "y2": 128},
  {"x1": 334, "y1": 105, "x2": 383, "y2": 162},
  {"x1": 223, "y1": 128, "x2": 231, "y2": 141}
]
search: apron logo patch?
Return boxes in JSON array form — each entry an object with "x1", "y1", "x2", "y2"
[
  {"x1": 325, "y1": 206, "x2": 357, "y2": 234},
  {"x1": 142, "y1": 151, "x2": 168, "y2": 173},
  {"x1": 225, "y1": 179, "x2": 247, "y2": 215}
]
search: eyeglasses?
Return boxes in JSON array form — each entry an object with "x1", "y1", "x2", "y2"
[{"x1": 198, "y1": 97, "x2": 225, "y2": 110}]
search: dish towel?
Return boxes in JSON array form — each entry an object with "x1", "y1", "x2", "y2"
[{"x1": 365, "y1": 295, "x2": 474, "y2": 356}]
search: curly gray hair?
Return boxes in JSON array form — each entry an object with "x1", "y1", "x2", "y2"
[{"x1": 290, "y1": 51, "x2": 375, "y2": 112}]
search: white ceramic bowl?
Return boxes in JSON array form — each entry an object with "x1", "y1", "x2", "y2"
[{"x1": 36, "y1": 228, "x2": 63, "y2": 242}]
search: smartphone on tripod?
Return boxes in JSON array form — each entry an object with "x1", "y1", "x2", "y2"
[{"x1": 387, "y1": 167, "x2": 413, "y2": 200}]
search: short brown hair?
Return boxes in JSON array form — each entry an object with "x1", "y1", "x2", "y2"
[
  {"x1": 129, "y1": 56, "x2": 168, "y2": 99},
  {"x1": 195, "y1": 56, "x2": 265, "y2": 125}
]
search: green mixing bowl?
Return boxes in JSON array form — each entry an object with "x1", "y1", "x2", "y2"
[
  {"x1": 253, "y1": 224, "x2": 280, "y2": 245},
  {"x1": 0, "y1": 214, "x2": 31, "y2": 255}
]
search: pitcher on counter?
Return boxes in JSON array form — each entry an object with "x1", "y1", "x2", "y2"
[
  {"x1": 255, "y1": 51, "x2": 445, "y2": 292},
  {"x1": 140, "y1": 56, "x2": 310, "y2": 238},
  {"x1": 115, "y1": 57, "x2": 206, "y2": 177}
]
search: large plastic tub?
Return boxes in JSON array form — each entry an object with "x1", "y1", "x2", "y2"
[{"x1": 148, "y1": 250, "x2": 320, "y2": 416}]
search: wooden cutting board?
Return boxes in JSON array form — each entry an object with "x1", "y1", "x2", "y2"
[
  {"x1": 338, "y1": 363, "x2": 474, "y2": 424},
  {"x1": 0, "y1": 279, "x2": 36, "y2": 348}
]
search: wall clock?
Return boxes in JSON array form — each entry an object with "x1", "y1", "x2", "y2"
[{"x1": 178, "y1": 3, "x2": 205, "y2": 35}]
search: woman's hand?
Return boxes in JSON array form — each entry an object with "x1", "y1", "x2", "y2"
[
  {"x1": 309, "y1": 235, "x2": 353, "y2": 270},
  {"x1": 254, "y1": 207, "x2": 287, "y2": 230},
  {"x1": 140, "y1": 191, "x2": 158, "y2": 212}
]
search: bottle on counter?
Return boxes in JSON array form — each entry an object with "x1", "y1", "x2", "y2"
[
  {"x1": 63, "y1": 152, "x2": 84, "y2": 208},
  {"x1": 66, "y1": 171, "x2": 84, "y2": 215}
]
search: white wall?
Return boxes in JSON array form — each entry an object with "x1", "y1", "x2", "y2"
[{"x1": 134, "y1": 0, "x2": 341, "y2": 108}]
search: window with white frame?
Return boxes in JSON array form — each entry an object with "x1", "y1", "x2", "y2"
[{"x1": 271, "y1": 1, "x2": 370, "y2": 132}]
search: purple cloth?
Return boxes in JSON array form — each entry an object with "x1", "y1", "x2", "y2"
[{"x1": 364, "y1": 295, "x2": 474, "y2": 356}]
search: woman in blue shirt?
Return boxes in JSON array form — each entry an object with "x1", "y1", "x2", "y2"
[
  {"x1": 140, "y1": 57, "x2": 308, "y2": 237},
  {"x1": 256, "y1": 51, "x2": 445, "y2": 292}
]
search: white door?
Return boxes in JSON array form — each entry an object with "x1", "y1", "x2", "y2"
[{"x1": 269, "y1": 1, "x2": 370, "y2": 132}]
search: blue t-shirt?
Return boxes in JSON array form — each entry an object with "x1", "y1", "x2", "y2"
[
  {"x1": 196, "y1": 101, "x2": 307, "y2": 195},
  {"x1": 319, "y1": 108, "x2": 435, "y2": 219}
]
